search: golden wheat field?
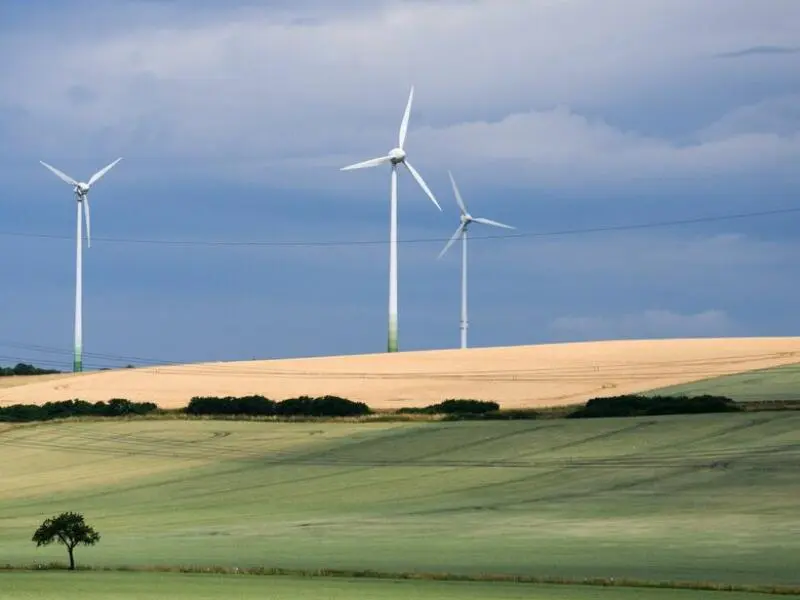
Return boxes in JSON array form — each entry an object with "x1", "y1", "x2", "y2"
[
  {"x1": 0, "y1": 374, "x2": 68, "y2": 390},
  {"x1": 2, "y1": 337, "x2": 800, "y2": 409}
]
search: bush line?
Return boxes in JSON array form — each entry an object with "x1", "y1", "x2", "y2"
[
  {"x1": 566, "y1": 394, "x2": 738, "y2": 419},
  {"x1": 186, "y1": 394, "x2": 370, "y2": 417},
  {"x1": 0, "y1": 562, "x2": 797, "y2": 595},
  {"x1": 3, "y1": 394, "x2": 800, "y2": 424},
  {"x1": 0, "y1": 399, "x2": 158, "y2": 423},
  {"x1": 0, "y1": 362, "x2": 62, "y2": 377}
]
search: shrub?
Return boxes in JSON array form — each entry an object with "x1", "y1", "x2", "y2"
[
  {"x1": 186, "y1": 395, "x2": 275, "y2": 416},
  {"x1": 0, "y1": 363, "x2": 61, "y2": 377},
  {"x1": 185, "y1": 395, "x2": 370, "y2": 418},
  {"x1": 276, "y1": 395, "x2": 371, "y2": 417},
  {"x1": 397, "y1": 399, "x2": 500, "y2": 415},
  {"x1": 105, "y1": 398, "x2": 158, "y2": 416},
  {"x1": 0, "y1": 404, "x2": 43, "y2": 422},
  {"x1": 567, "y1": 394, "x2": 740, "y2": 419},
  {"x1": 437, "y1": 399, "x2": 500, "y2": 414},
  {"x1": 0, "y1": 399, "x2": 159, "y2": 423}
]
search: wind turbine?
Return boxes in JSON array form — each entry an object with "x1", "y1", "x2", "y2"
[
  {"x1": 340, "y1": 86, "x2": 442, "y2": 353},
  {"x1": 39, "y1": 157, "x2": 123, "y2": 372},
  {"x1": 438, "y1": 170, "x2": 514, "y2": 350}
]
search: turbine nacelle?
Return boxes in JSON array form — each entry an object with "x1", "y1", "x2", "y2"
[
  {"x1": 388, "y1": 147, "x2": 406, "y2": 164},
  {"x1": 39, "y1": 158, "x2": 122, "y2": 200},
  {"x1": 40, "y1": 157, "x2": 122, "y2": 252},
  {"x1": 438, "y1": 171, "x2": 515, "y2": 261},
  {"x1": 339, "y1": 86, "x2": 441, "y2": 212}
]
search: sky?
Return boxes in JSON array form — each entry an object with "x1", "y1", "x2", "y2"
[{"x1": 0, "y1": 0, "x2": 799, "y2": 370}]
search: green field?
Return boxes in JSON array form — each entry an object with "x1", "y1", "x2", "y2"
[
  {"x1": 0, "y1": 571, "x2": 785, "y2": 600},
  {"x1": 1, "y1": 414, "x2": 798, "y2": 594},
  {"x1": 645, "y1": 363, "x2": 800, "y2": 402}
]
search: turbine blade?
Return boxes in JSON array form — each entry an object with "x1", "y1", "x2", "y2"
[
  {"x1": 398, "y1": 85, "x2": 414, "y2": 149},
  {"x1": 39, "y1": 161, "x2": 78, "y2": 186},
  {"x1": 83, "y1": 196, "x2": 92, "y2": 248},
  {"x1": 87, "y1": 157, "x2": 122, "y2": 187},
  {"x1": 437, "y1": 223, "x2": 465, "y2": 259},
  {"x1": 404, "y1": 161, "x2": 441, "y2": 211},
  {"x1": 340, "y1": 155, "x2": 392, "y2": 171},
  {"x1": 447, "y1": 170, "x2": 468, "y2": 215},
  {"x1": 472, "y1": 216, "x2": 515, "y2": 230}
]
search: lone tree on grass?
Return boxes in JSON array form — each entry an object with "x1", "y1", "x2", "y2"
[{"x1": 32, "y1": 512, "x2": 100, "y2": 570}]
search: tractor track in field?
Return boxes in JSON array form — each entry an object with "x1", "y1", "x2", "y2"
[{"x1": 0, "y1": 426, "x2": 796, "y2": 471}]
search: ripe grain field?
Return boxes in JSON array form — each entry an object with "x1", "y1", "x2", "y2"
[
  {"x1": 0, "y1": 374, "x2": 72, "y2": 389},
  {"x1": 0, "y1": 414, "x2": 798, "y2": 589},
  {"x1": 3, "y1": 337, "x2": 800, "y2": 409}
]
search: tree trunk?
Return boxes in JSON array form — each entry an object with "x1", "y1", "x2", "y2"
[{"x1": 67, "y1": 546, "x2": 75, "y2": 570}]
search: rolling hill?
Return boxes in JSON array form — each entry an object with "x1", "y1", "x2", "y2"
[
  {"x1": 0, "y1": 415, "x2": 798, "y2": 586},
  {"x1": 645, "y1": 362, "x2": 800, "y2": 402},
  {"x1": 2, "y1": 337, "x2": 800, "y2": 410}
]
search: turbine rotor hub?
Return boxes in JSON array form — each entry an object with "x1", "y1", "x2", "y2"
[{"x1": 388, "y1": 147, "x2": 406, "y2": 164}]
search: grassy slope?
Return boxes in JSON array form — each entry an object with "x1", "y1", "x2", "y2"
[
  {"x1": 645, "y1": 363, "x2": 800, "y2": 402},
  {"x1": 0, "y1": 415, "x2": 798, "y2": 587},
  {"x1": 0, "y1": 572, "x2": 782, "y2": 600}
]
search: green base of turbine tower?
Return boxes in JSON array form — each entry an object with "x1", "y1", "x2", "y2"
[
  {"x1": 387, "y1": 322, "x2": 398, "y2": 353},
  {"x1": 73, "y1": 355, "x2": 82, "y2": 373}
]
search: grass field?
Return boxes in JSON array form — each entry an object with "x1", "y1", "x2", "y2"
[
  {"x1": 1, "y1": 414, "x2": 798, "y2": 589},
  {"x1": 645, "y1": 363, "x2": 800, "y2": 402},
  {"x1": 3, "y1": 337, "x2": 800, "y2": 409},
  {"x1": 0, "y1": 571, "x2": 787, "y2": 600}
]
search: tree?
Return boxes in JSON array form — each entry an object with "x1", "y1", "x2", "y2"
[{"x1": 32, "y1": 512, "x2": 100, "y2": 570}]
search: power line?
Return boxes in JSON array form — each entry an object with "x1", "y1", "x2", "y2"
[
  {"x1": 1, "y1": 205, "x2": 798, "y2": 371},
  {"x1": 3, "y1": 338, "x2": 799, "y2": 383},
  {"x1": 0, "y1": 340, "x2": 180, "y2": 368},
  {"x1": 0, "y1": 206, "x2": 798, "y2": 249}
]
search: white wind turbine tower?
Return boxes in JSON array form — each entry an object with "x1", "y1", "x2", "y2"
[
  {"x1": 39, "y1": 158, "x2": 123, "y2": 372},
  {"x1": 340, "y1": 86, "x2": 442, "y2": 353},
  {"x1": 438, "y1": 171, "x2": 515, "y2": 349}
]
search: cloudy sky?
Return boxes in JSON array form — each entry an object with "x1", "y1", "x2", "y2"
[{"x1": 0, "y1": 0, "x2": 798, "y2": 369}]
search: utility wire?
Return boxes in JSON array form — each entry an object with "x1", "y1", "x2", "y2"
[
  {"x1": 0, "y1": 206, "x2": 797, "y2": 249},
  {"x1": 3, "y1": 338, "x2": 799, "y2": 382},
  {"x1": 1, "y1": 205, "x2": 798, "y2": 371},
  {"x1": 0, "y1": 340, "x2": 181, "y2": 368},
  {"x1": 9, "y1": 333, "x2": 787, "y2": 372}
]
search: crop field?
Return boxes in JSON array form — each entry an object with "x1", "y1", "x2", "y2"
[
  {"x1": 646, "y1": 363, "x2": 800, "y2": 402},
  {"x1": 0, "y1": 571, "x2": 786, "y2": 600},
  {"x1": 0, "y1": 413, "x2": 798, "y2": 594},
  {"x1": 0, "y1": 374, "x2": 72, "y2": 390},
  {"x1": 3, "y1": 337, "x2": 800, "y2": 409}
]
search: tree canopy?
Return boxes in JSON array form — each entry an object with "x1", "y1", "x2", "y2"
[
  {"x1": 32, "y1": 512, "x2": 100, "y2": 570},
  {"x1": 0, "y1": 362, "x2": 61, "y2": 377}
]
